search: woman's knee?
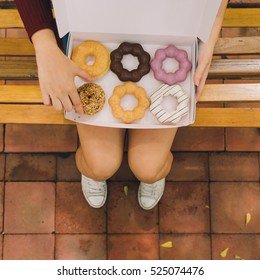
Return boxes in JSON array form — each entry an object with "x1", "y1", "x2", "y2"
[
  {"x1": 76, "y1": 146, "x2": 123, "y2": 181},
  {"x1": 128, "y1": 152, "x2": 173, "y2": 183}
]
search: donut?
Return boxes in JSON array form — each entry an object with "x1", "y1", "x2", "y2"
[
  {"x1": 150, "y1": 84, "x2": 189, "y2": 124},
  {"x1": 108, "y1": 82, "x2": 150, "y2": 123},
  {"x1": 150, "y1": 45, "x2": 192, "y2": 85},
  {"x1": 71, "y1": 41, "x2": 110, "y2": 79},
  {"x1": 77, "y1": 83, "x2": 105, "y2": 116},
  {"x1": 110, "y1": 42, "x2": 151, "y2": 82}
]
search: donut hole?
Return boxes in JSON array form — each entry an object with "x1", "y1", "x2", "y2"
[
  {"x1": 120, "y1": 94, "x2": 138, "y2": 111},
  {"x1": 163, "y1": 58, "x2": 179, "y2": 73},
  {"x1": 85, "y1": 55, "x2": 96, "y2": 66},
  {"x1": 121, "y1": 54, "x2": 139, "y2": 71},
  {"x1": 161, "y1": 95, "x2": 178, "y2": 113}
]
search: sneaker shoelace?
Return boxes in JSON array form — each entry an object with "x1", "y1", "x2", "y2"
[
  {"x1": 84, "y1": 180, "x2": 106, "y2": 197},
  {"x1": 140, "y1": 183, "x2": 162, "y2": 199}
]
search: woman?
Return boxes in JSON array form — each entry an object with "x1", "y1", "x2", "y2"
[{"x1": 14, "y1": 0, "x2": 229, "y2": 210}]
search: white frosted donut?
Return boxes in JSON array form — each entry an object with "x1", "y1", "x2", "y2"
[{"x1": 150, "y1": 84, "x2": 189, "y2": 124}]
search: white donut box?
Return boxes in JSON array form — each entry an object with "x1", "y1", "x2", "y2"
[{"x1": 52, "y1": 0, "x2": 222, "y2": 129}]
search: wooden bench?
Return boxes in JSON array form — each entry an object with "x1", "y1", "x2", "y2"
[{"x1": 0, "y1": 4, "x2": 260, "y2": 127}]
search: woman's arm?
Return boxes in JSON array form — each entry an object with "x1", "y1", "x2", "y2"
[
  {"x1": 14, "y1": 0, "x2": 92, "y2": 113},
  {"x1": 14, "y1": 0, "x2": 62, "y2": 47},
  {"x1": 194, "y1": 0, "x2": 229, "y2": 101}
]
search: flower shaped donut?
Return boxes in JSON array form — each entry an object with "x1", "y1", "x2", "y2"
[
  {"x1": 110, "y1": 42, "x2": 151, "y2": 82},
  {"x1": 150, "y1": 84, "x2": 189, "y2": 124},
  {"x1": 108, "y1": 82, "x2": 150, "y2": 123},
  {"x1": 150, "y1": 45, "x2": 192, "y2": 85}
]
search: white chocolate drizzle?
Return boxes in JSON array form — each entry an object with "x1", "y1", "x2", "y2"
[{"x1": 150, "y1": 84, "x2": 189, "y2": 124}]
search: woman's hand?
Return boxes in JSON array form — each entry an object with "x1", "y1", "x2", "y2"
[
  {"x1": 32, "y1": 29, "x2": 92, "y2": 114},
  {"x1": 193, "y1": 41, "x2": 214, "y2": 102}
]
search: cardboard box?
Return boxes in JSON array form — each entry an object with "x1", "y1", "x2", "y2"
[{"x1": 52, "y1": 0, "x2": 222, "y2": 129}]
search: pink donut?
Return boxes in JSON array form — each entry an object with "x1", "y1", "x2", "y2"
[{"x1": 150, "y1": 45, "x2": 192, "y2": 85}]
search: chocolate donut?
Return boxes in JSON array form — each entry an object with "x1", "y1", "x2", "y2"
[{"x1": 110, "y1": 42, "x2": 151, "y2": 82}]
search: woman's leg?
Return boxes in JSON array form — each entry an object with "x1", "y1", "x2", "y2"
[
  {"x1": 128, "y1": 128, "x2": 177, "y2": 210},
  {"x1": 76, "y1": 123, "x2": 126, "y2": 181},
  {"x1": 128, "y1": 128, "x2": 177, "y2": 184}
]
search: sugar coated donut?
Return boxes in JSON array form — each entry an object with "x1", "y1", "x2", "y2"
[
  {"x1": 77, "y1": 83, "x2": 105, "y2": 116},
  {"x1": 150, "y1": 45, "x2": 192, "y2": 85},
  {"x1": 108, "y1": 82, "x2": 150, "y2": 123},
  {"x1": 150, "y1": 84, "x2": 189, "y2": 124},
  {"x1": 110, "y1": 42, "x2": 150, "y2": 82},
  {"x1": 71, "y1": 41, "x2": 110, "y2": 79}
]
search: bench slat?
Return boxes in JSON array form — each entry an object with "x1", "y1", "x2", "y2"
[
  {"x1": 0, "y1": 104, "x2": 259, "y2": 127},
  {"x1": 222, "y1": 8, "x2": 260, "y2": 27},
  {"x1": 214, "y1": 36, "x2": 260, "y2": 55},
  {"x1": 0, "y1": 104, "x2": 72, "y2": 124},
  {"x1": 0, "y1": 61, "x2": 38, "y2": 79},
  {"x1": 0, "y1": 85, "x2": 41, "y2": 103},
  {"x1": 0, "y1": 38, "x2": 35, "y2": 56},
  {"x1": 209, "y1": 59, "x2": 260, "y2": 78},
  {"x1": 1, "y1": 84, "x2": 259, "y2": 104},
  {"x1": 0, "y1": 9, "x2": 23, "y2": 28},
  {"x1": 199, "y1": 83, "x2": 260, "y2": 103},
  {"x1": 193, "y1": 108, "x2": 260, "y2": 127}
]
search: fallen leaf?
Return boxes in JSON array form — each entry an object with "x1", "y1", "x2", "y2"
[
  {"x1": 220, "y1": 248, "x2": 229, "y2": 258},
  {"x1": 123, "y1": 185, "x2": 128, "y2": 196},
  {"x1": 161, "y1": 241, "x2": 173, "y2": 248},
  {"x1": 205, "y1": 205, "x2": 210, "y2": 209},
  {"x1": 234, "y1": 255, "x2": 241, "y2": 260},
  {"x1": 245, "y1": 212, "x2": 251, "y2": 225}
]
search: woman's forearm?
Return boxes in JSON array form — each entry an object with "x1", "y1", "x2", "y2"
[
  {"x1": 193, "y1": 0, "x2": 229, "y2": 99},
  {"x1": 207, "y1": 0, "x2": 229, "y2": 49}
]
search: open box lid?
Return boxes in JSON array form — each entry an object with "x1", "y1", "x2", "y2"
[{"x1": 52, "y1": 0, "x2": 221, "y2": 43}]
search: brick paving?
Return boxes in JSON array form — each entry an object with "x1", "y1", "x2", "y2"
[
  {"x1": 0, "y1": 0, "x2": 260, "y2": 260},
  {"x1": 0, "y1": 123, "x2": 259, "y2": 260}
]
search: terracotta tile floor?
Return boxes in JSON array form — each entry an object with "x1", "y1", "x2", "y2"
[{"x1": 0, "y1": 151, "x2": 260, "y2": 260}]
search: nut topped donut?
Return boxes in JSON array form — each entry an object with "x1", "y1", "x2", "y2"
[
  {"x1": 110, "y1": 42, "x2": 151, "y2": 82},
  {"x1": 150, "y1": 45, "x2": 192, "y2": 85},
  {"x1": 77, "y1": 83, "x2": 105, "y2": 116},
  {"x1": 108, "y1": 82, "x2": 150, "y2": 123},
  {"x1": 71, "y1": 41, "x2": 110, "y2": 79}
]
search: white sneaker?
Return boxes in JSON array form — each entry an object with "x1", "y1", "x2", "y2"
[
  {"x1": 81, "y1": 175, "x2": 107, "y2": 208},
  {"x1": 138, "y1": 178, "x2": 165, "y2": 210}
]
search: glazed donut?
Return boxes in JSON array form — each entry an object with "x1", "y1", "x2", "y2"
[
  {"x1": 77, "y1": 83, "x2": 105, "y2": 116},
  {"x1": 108, "y1": 82, "x2": 150, "y2": 123},
  {"x1": 71, "y1": 41, "x2": 110, "y2": 79},
  {"x1": 150, "y1": 84, "x2": 189, "y2": 124},
  {"x1": 110, "y1": 42, "x2": 151, "y2": 82},
  {"x1": 150, "y1": 45, "x2": 192, "y2": 85}
]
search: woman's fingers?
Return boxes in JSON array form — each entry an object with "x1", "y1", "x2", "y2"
[
  {"x1": 75, "y1": 65, "x2": 93, "y2": 82},
  {"x1": 50, "y1": 96, "x2": 63, "y2": 111},
  {"x1": 69, "y1": 89, "x2": 84, "y2": 114}
]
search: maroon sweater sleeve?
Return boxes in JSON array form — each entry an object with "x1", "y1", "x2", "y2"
[{"x1": 14, "y1": 0, "x2": 63, "y2": 49}]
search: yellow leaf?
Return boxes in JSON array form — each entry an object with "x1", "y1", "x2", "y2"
[
  {"x1": 245, "y1": 213, "x2": 251, "y2": 225},
  {"x1": 235, "y1": 255, "x2": 241, "y2": 260},
  {"x1": 220, "y1": 248, "x2": 229, "y2": 258},
  {"x1": 161, "y1": 241, "x2": 173, "y2": 248},
  {"x1": 205, "y1": 205, "x2": 210, "y2": 209},
  {"x1": 123, "y1": 185, "x2": 128, "y2": 196}
]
